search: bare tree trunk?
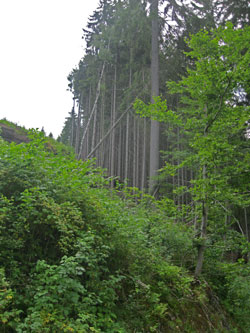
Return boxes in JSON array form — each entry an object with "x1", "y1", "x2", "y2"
[
  {"x1": 195, "y1": 164, "x2": 208, "y2": 278},
  {"x1": 195, "y1": 211, "x2": 207, "y2": 277},
  {"x1": 184, "y1": 167, "x2": 188, "y2": 205},
  {"x1": 125, "y1": 50, "x2": 133, "y2": 184},
  {"x1": 117, "y1": 123, "x2": 122, "y2": 179},
  {"x1": 84, "y1": 127, "x2": 89, "y2": 160},
  {"x1": 177, "y1": 127, "x2": 181, "y2": 215},
  {"x1": 99, "y1": 93, "x2": 105, "y2": 167},
  {"x1": 129, "y1": 47, "x2": 132, "y2": 88},
  {"x1": 149, "y1": 0, "x2": 160, "y2": 193},
  {"x1": 181, "y1": 166, "x2": 185, "y2": 206},
  {"x1": 141, "y1": 118, "x2": 147, "y2": 191},
  {"x1": 136, "y1": 118, "x2": 140, "y2": 188},
  {"x1": 141, "y1": 69, "x2": 147, "y2": 191},
  {"x1": 70, "y1": 99, "x2": 75, "y2": 147},
  {"x1": 91, "y1": 104, "x2": 97, "y2": 154},
  {"x1": 125, "y1": 112, "x2": 130, "y2": 182},
  {"x1": 195, "y1": 107, "x2": 208, "y2": 277},
  {"x1": 110, "y1": 64, "x2": 117, "y2": 188},
  {"x1": 75, "y1": 99, "x2": 81, "y2": 155},
  {"x1": 133, "y1": 116, "x2": 137, "y2": 189}
]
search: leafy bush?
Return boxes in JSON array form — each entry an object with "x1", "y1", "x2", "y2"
[
  {"x1": 220, "y1": 262, "x2": 250, "y2": 332},
  {"x1": 0, "y1": 130, "x2": 241, "y2": 332}
]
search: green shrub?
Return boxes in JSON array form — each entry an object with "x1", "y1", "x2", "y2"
[{"x1": 0, "y1": 130, "x2": 242, "y2": 332}]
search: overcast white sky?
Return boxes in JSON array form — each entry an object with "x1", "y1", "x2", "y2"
[{"x1": 0, "y1": 0, "x2": 99, "y2": 137}]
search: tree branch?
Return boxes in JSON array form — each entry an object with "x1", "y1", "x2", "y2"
[{"x1": 205, "y1": 77, "x2": 232, "y2": 133}]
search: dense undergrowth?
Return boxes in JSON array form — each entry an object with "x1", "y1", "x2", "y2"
[{"x1": 0, "y1": 128, "x2": 249, "y2": 332}]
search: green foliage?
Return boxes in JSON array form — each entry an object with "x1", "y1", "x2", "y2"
[
  {"x1": 221, "y1": 261, "x2": 250, "y2": 331},
  {"x1": 0, "y1": 268, "x2": 22, "y2": 330},
  {"x1": 135, "y1": 23, "x2": 250, "y2": 331},
  {"x1": 0, "y1": 127, "x2": 241, "y2": 331},
  {"x1": 134, "y1": 96, "x2": 181, "y2": 125}
]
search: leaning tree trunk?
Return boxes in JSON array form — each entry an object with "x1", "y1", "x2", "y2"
[{"x1": 149, "y1": 0, "x2": 160, "y2": 194}]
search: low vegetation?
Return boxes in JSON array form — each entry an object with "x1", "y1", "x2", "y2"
[{"x1": 0, "y1": 127, "x2": 249, "y2": 332}]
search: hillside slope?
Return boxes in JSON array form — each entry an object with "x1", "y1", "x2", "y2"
[{"x1": 0, "y1": 120, "x2": 30, "y2": 144}]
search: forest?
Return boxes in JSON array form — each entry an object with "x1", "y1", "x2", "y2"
[{"x1": 1, "y1": 0, "x2": 250, "y2": 332}]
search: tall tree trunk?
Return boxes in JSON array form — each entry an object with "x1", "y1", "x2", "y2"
[
  {"x1": 78, "y1": 63, "x2": 105, "y2": 160},
  {"x1": 99, "y1": 92, "x2": 105, "y2": 167},
  {"x1": 70, "y1": 99, "x2": 75, "y2": 147},
  {"x1": 117, "y1": 123, "x2": 122, "y2": 179},
  {"x1": 125, "y1": 113, "x2": 130, "y2": 182},
  {"x1": 149, "y1": 0, "x2": 160, "y2": 193},
  {"x1": 125, "y1": 50, "x2": 133, "y2": 184},
  {"x1": 195, "y1": 106, "x2": 208, "y2": 277},
  {"x1": 141, "y1": 118, "x2": 147, "y2": 191},
  {"x1": 133, "y1": 116, "x2": 137, "y2": 190},
  {"x1": 177, "y1": 127, "x2": 181, "y2": 214},
  {"x1": 136, "y1": 118, "x2": 140, "y2": 188},
  {"x1": 110, "y1": 64, "x2": 117, "y2": 188},
  {"x1": 195, "y1": 164, "x2": 208, "y2": 277},
  {"x1": 141, "y1": 69, "x2": 147, "y2": 191},
  {"x1": 75, "y1": 97, "x2": 82, "y2": 155},
  {"x1": 91, "y1": 104, "x2": 98, "y2": 153}
]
